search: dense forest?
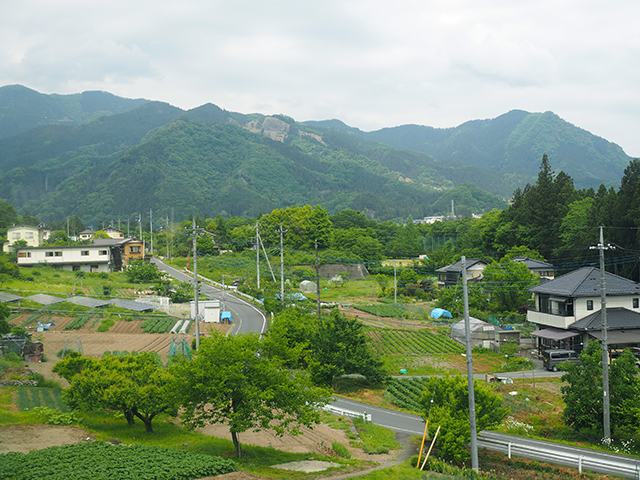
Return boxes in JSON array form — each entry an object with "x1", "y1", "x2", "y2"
[{"x1": 3, "y1": 155, "x2": 640, "y2": 283}]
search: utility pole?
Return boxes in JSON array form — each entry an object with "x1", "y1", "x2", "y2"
[
  {"x1": 591, "y1": 226, "x2": 612, "y2": 442},
  {"x1": 166, "y1": 216, "x2": 170, "y2": 259},
  {"x1": 394, "y1": 260, "x2": 397, "y2": 305},
  {"x1": 149, "y1": 209, "x2": 153, "y2": 255},
  {"x1": 256, "y1": 222, "x2": 260, "y2": 290},
  {"x1": 192, "y1": 218, "x2": 201, "y2": 350},
  {"x1": 277, "y1": 224, "x2": 287, "y2": 302},
  {"x1": 462, "y1": 256, "x2": 479, "y2": 472},
  {"x1": 315, "y1": 240, "x2": 321, "y2": 319},
  {"x1": 127, "y1": 217, "x2": 130, "y2": 238},
  {"x1": 139, "y1": 214, "x2": 144, "y2": 255}
]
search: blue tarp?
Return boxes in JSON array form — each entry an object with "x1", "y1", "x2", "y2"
[
  {"x1": 430, "y1": 308, "x2": 453, "y2": 319},
  {"x1": 221, "y1": 311, "x2": 232, "y2": 323}
]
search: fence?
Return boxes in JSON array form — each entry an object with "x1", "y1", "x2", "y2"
[{"x1": 478, "y1": 431, "x2": 640, "y2": 479}]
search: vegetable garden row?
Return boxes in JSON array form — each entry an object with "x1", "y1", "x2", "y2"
[
  {"x1": 366, "y1": 329, "x2": 465, "y2": 356},
  {"x1": 0, "y1": 442, "x2": 236, "y2": 480},
  {"x1": 383, "y1": 377, "x2": 428, "y2": 413}
]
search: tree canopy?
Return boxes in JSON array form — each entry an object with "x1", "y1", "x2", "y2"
[{"x1": 171, "y1": 331, "x2": 332, "y2": 458}]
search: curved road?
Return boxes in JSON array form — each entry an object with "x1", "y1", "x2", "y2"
[
  {"x1": 151, "y1": 258, "x2": 267, "y2": 335},
  {"x1": 147, "y1": 262, "x2": 640, "y2": 477}
]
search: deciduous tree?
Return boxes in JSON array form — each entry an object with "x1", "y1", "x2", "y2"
[{"x1": 172, "y1": 331, "x2": 331, "y2": 458}]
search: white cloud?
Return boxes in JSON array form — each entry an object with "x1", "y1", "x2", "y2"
[{"x1": 1, "y1": 0, "x2": 640, "y2": 156}]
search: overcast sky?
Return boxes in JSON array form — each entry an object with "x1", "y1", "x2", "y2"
[{"x1": 2, "y1": 1, "x2": 640, "y2": 157}]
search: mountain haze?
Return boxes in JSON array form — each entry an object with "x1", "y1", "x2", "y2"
[
  {"x1": 0, "y1": 86, "x2": 632, "y2": 225},
  {"x1": 305, "y1": 110, "x2": 632, "y2": 189}
]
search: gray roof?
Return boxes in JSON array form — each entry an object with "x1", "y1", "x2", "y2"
[
  {"x1": 24, "y1": 294, "x2": 64, "y2": 305},
  {"x1": 570, "y1": 307, "x2": 640, "y2": 331},
  {"x1": 92, "y1": 237, "x2": 138, "y2": 246},
  {"x1": 0, "y1": 292, "x2": 21, "y2": 303},
  {"x1": 109, "y1": 298, "x2": 154, "y2": 312},
  {"x1": 66, "y1": 296, "x2": 110, "y2": 308},
  {"x1": 436, "y1": 258, "x2": 486, "y2": 273},
  {"x1": 529, "y1": 267, "x2": 640, "y2": 297},
  {"x1": 512, "y1": 257, "x2": 554, "y2": 269}
]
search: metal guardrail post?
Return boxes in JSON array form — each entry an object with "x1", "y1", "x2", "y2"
[
  {"x1": 579, "y1": 455, "x2": 583, "y2": 473},
  {"x1": 508, "y1": 442, "x2": 511, "y2": 459}
]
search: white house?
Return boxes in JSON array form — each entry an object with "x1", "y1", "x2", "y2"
[
  {"x1": 527, "y1": 267, "x2": 640, "y2": 353},
  {"x1": 15, "y1": 244, "x2": 119, "y2": 272},
  {"x1": 3, "y1": 224, "x2": 51, "y2": 252}
]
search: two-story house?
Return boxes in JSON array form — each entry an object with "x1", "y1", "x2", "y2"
[
  {"x1": 2, "y1": 224, "x2": 51, "y2": 253},
  {"x1": 527, "y1": 266, "x2": 640, "y2": 353},
  {"x1": 436, "y1": 258, "x2": 487, "y2": 286},
  {"x1": 92, "y1": 237, "x2": 144, "y2": 266},
  {"x1": 15, "y1": 244, "x2": 120, "y2": 272},
  {"x1": 512, "y1": 257, "x2": 555, "y2": 281}
]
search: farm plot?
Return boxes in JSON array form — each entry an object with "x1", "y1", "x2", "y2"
[
  {"x1": 383, "y1": 377, "x2": 427, "y2": 413},
  {"x1": 366, "y1": 329, "x2": 464, "y2": 356},
  {"x1": 354, "y1": 304, "x2": 411, "y2": 319}
]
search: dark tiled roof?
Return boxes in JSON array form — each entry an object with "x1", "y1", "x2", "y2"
[
  {"x1": 570, "y1": 307, "x2": 640, "y2": 331},
  {"x1": 512, "y1": 257, "x2": 554, "y2": 269},
  {"x1": 529, "y1": 267, "x2": 640, "y2": 297},
  {"x1": 436, "y1": 258, "x2": 486, "y2": 273}
]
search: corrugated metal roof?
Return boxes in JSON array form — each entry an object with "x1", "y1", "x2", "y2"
[
  {"x1": 529, "y1": 267, "x2": 640, "y2": 297},
  {"x1": 66, "y1": 296, "x2": 110, "y2": 308},
  {"x1": 24, "y1": 294, "x2": 64, "y2": 305},
  {"x1": 109, "y1": 298, "x2": 154, "y2": 312},
  {"x1": 0, "y1": 292, "x2": 21, "y2": 303}
]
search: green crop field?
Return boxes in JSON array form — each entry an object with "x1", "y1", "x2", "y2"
[
  {"x1": 16, "y1": 387, "x2": 68, "y2": 412},
  {"x1": 366, "y1": 329, "x2": 465, "y2": 356}
]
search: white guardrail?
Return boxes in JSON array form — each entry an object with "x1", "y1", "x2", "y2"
[
  {"x1": 321, "y1": 405, "x2": 372, "y2": 423},
  {"x1": 478, "y1": 431, "x2": 640, "y2": 479},
  {"x1": 184, "y1": 268, "x2": 263, "y2": 305}
]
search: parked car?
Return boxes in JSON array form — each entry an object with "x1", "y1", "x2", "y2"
[{"x1": 542, "y1": 349, "x2": 580, "y2": 371}]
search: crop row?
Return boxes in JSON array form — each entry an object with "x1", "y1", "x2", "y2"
[
  {"x1": 355, "y1": 304, "x2": 410, "y2": 318},
  {"x1": 384, "y1": 378, "x2": 429, "y2": 413},
  {"x1": 141, "y1": 317, "x2": 176, "y2": 333},
  {"x1": 366, "y1": 329, "x2": 464, "y2": 356},
  {"x1": 64, "y1": 313, "x2": 93, "y2": 330},
  {"x1": 16, "y1": 387, "x2": 68, "y2": 412},
  {"x1": 0, "y1": 441, "x2": 237, "y2": 480}
]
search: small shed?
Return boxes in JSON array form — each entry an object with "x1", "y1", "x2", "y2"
[
  {"x1": 191, "y1": 300, "x2": 220, "y2": 323},
  {"x1": 450, "y1": 317, "x2": 497, "y2": 348},
  {"x1": 221, "y1": 311, "x2": 232, "y2": 324}
]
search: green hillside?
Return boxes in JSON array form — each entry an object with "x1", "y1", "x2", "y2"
[
  {"x1": 0, "y1": 85, "x2": 149, "y2": 139},
  {"x1": 25, "y1": 119, "x2": 502, "y2": 223},
  {"x1": 322, "y1": 110, "x2": 632, "y2": 189}
]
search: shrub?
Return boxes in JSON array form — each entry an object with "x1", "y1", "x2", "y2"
[{"x1": 332, "y1": 441, "x2": 351, "y2": 459}]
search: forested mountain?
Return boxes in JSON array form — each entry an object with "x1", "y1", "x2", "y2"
[
  {"x1": 0, "y1": 86, "x2": 633, "y2": 225},
  {"x1": 305, "y1": 110, "x2": 632, "y2": 189},
  {"x1": 0, "y1": 85, "x2": 149, "y2": 139}
]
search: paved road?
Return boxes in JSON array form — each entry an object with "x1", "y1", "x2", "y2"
[{"x1": 151, "y1": 258, "x2": 267, "y2": 335}]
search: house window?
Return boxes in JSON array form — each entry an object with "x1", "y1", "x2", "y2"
[
  {"x1": 25, "y1": 232, "x2": 34, "y2": 239},
  {"x1": 54, "y1": 251, "x2": 62, "y2": 257},
  {"x1": 587, "y1": 300, "x2": 594, "y2": 311},
  {"x1": 72, "y1": 266, "x2": 81, "y2": 271},
  {"x1": 12, "y1": 233, "x2": 20, "y2": 239},
  {"x1": 81, "y1": 251, "x2": 89, "y2": 256},
  {"x1": 99, "y1": 250, "x2": 108, "y2": 256},
  {"x1": 45, "y1": 252, "x2": 54, "y2": 257},
  {"x1": 129, "y1": 246, "x2": 141, "y2": 253},
  {"x1": 18, "y1": 252, "x2": 27, "y2": 258},
  {"x1": 634, "y1": 298, "x2": 639, "y2": 309}
]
